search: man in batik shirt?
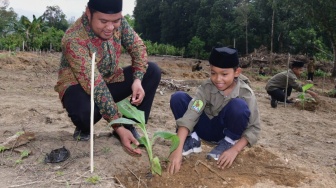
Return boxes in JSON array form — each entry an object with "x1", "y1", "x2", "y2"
[{"x1": 54, "y1": 0, "x2": 161, "y2": 156}]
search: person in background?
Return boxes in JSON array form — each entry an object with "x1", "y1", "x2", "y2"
[
  {"x1": 259, "y1": 66, "x2": 266, "y2": 76},
  {"x1": 307, "y1": 57, "x2": 315, "y2": 81},
  {"x1": 54, "y1": 0, "x2": 161, "y2": 156},
  {"x1": 167, "y1": 47, "x2": 260, "y2": 174},
  {"x1": 265, "y1": 60, "x2": 317, "y2": 108}
]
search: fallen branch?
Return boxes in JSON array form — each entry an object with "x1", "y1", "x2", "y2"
[
  {"x1": 73, "y1": 170, "x2": 89, "y2": 183},
  {"x1": 159, "y1": 79, "x2": 191, "y2": 91},
  {"x1": 127, "y1": 167, "x2": 148, "y2": 188},
  {"x1": 9, "y1": 181, "x2": 43, "y2": 188},
  {"x1": 0, "y1": 132, "x2": 35, "y2": 152},
  {"x1": 194, "y1": 160, "x2": 232, "y2": 187},
  {"x1": 113, "y1": 176, "x2": 126, "y2": 188}
]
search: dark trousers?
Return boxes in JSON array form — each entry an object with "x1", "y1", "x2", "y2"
[
  {"x1": 308, "y1": 73, "x2": 314, "y2": 81},
  {"x1": 170, "y1": 91, "x2": 250, "y2": 142},
  {"x1": 267, "y1": 87, "x2": 292, "y2": 102},
  {"x1": 62, "y1": 62, "x2": 161, "y2": 133}
]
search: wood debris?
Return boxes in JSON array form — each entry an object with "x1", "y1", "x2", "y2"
[{"x1": 0, "y1": 131, "x2": 35, "y2": 151}]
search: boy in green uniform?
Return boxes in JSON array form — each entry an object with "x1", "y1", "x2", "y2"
[
  {"x1": 167, "y1": 47, "x2": 261, "y2": 174},
  {"x1": 265, "y1": 60, "x2": 317, "y2": 108}
]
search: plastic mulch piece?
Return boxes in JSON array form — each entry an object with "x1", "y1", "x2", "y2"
[{"x1": 44, "y1": 146, "x2": 70, "y2": 163}]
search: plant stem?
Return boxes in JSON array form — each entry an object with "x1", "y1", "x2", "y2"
[{"x1": 138, "y1": 124, "x2": 154, "y2": 173}]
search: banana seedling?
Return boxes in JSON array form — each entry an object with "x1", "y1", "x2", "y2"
[{"x1": 109, "y1": 99, "x2": 179, "y2": 176}]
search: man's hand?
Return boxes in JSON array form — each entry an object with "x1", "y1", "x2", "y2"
[
  {"x1": 131, "y1": 79, "x2": 145, "y2": 106},
  {"x1": 115, "y1": 126, "x2": 141, "y2": 155}
]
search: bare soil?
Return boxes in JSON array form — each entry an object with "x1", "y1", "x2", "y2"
[{"x1": 0, "y1": 51, "x2": 335, "y2": 188}]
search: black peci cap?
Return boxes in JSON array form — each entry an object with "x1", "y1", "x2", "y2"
[
  {"x1": 291, "y1": 60, "x2": 305, "y2": 68},
  {"x1": 209, "y1": 47, "x2": 239, "y2": 68},
  {"x1": 88, "y1": 0, "x2": 123, "y2": 14}
]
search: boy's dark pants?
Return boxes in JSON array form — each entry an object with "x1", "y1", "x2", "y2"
[
  {"x1": 308, "y1": 73, "x2": 314, "y2": 81},
  {"x1": 267, "y1": 87, "x2": 292, "y2": 102},
  {"x1": 62, "y1": 62, "x2": 161, "y2": 133},
  {"x1": 170, "y1": 91, "x2": 250, "y2": 142}
]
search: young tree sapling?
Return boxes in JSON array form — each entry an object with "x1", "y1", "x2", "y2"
[{"x1": 109, "y1": 99, "x2": 179, "y2": 176}]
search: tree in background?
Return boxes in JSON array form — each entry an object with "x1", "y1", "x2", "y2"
[
  {"x1": 159, "y1": 0, "x2": 199, "y2": 47},
  {"x1": 194, "y1": 0, "x2": 215, "y2": 50},
  {"x1": 188, "y1": 36, "x2": 205, "y2": 59},
  {"x1": 0, "y1": 0, "x2": 334, "y2": 76},
  {"x1": 0, "y1": 0, "x2": 18, "y2": 37},
  {"x1": 235, "y1": 0, "x2": 252, "y2": 54},
  {"x1": 289, "y1": 28, "x2": 316, "y2": 55},
  {"x1": 287, "y1": 0, "x2": 336, "y2": 77},
  {"x1": 132, "y1": 0, "x2": 334, "y2": 70},
  {"x1": 40, "y1": 27, "x2": 64, "y2": 51},
  {"x1": 0, "y1": 33, "x2": 23, "y2": 50},
  {"x1": 207, "y1": 0, "x2": 237, "y2": 48},
  {"x1": 14, "y1": 15, "x2": 45, "y2": 50},
  {"x1": 134, "y1": 0, "x2": 161, "y2": 43},
  {"x1": 42, "y1": 6, "x2": 69, "y2": 31}
]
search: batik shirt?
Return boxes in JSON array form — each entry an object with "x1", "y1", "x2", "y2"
[
  {"x1": 265, "y1": 70, "x2": 302, "y2": 92},
  {"x1": 176, "y1": 78, "x2": 261, "y2": 146},
  {"x1": 54, "y1": 14, "x2": 148, "y2": 122}
]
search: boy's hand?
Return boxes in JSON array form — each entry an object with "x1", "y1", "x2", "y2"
[
  {"x1": 307, "y1": 90, "x2": 318, "y2": 99},
  {"x1": 167, "y1": 126, "x2": 189, "y2": 174},
  {"x1": 167, "y1": 149, "x2": 183, "y2": 174},
  {"x1": 217, "y1": 148, "x2": 239, "y2": 169}
]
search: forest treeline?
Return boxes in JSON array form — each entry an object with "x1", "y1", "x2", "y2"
[{"x1": 0, "y1": 0, "x2": 335, "y2": 76}]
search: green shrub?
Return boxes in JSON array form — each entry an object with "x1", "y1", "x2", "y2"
[
  {"x1": 314, "y1": 69, "x2": 327, "y2": 77},
  {"x1": 327, "y1": 89, "x2": 336, "y2": 97}
]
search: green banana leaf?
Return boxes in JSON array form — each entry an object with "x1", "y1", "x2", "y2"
[
  {"x1": 116, "y1": 99, "x2": 146, "y2": 128},
  {"x1": 302, "y1": 83, "x2": 313, "y2": 92},
  {"x1": 298, "y1": 83, "x2": 314, "y2": 100},
  {"x1": 153, "y1": 131, "x2": 180, "y2": 154},
  {"x1": 152, "y1": 156, "x2": 162, "y2": 175},
  {"x1": 108, "y1": 117, "x2": 137, "y2": 126},
  {"x1": 138, "y1": 136, "x2": 150, "y2": 152}
]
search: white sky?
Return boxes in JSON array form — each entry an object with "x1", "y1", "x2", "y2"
[{"x1": 8, "y1": 0, "x2": 136, "y2": 20}]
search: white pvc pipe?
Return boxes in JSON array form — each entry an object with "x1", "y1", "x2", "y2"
[
  {"x1": 90, "y1": 52, "x2": 95, "y2": 173},
  {"x1": 285, "y1": 54, "x2": 290, "y2": 108}
]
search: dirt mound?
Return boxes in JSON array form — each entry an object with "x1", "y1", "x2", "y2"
[
  {"x1": 119, "y1": 146, "x2": 309, "y2": 188},
  {"x1": 238, "y1": 46, "x2": 334, "y2": 73},
  {"x1": 0, "y1": 52, "x2": 60, "y2": 71}
]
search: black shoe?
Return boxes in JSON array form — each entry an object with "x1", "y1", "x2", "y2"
[
  {"x1": 182, "y1": 136, "x2": 202, "y2": 156},
  {"x1": 73, "y1": 128, "x2": 90, "y2": 141},
  {"x1": 112, "y1": 124, "x2": 141, "y2": 140},
  {"x1": 206, "y1": 138, "x2": 233, "y2": 161},
  {"x1": 286, "y1": 99, "x2": 294, "y2": 103},
  {"x1": 271, "y1": 98, "x2": 277, "y2": 108}
]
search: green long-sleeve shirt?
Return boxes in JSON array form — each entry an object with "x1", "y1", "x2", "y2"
[
  {"x1": 265, "y1": 70, "x2": 303, "y2": 92},
  {"x1": 176, "y1": 78, "x2": 261, "y2": 146}
]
